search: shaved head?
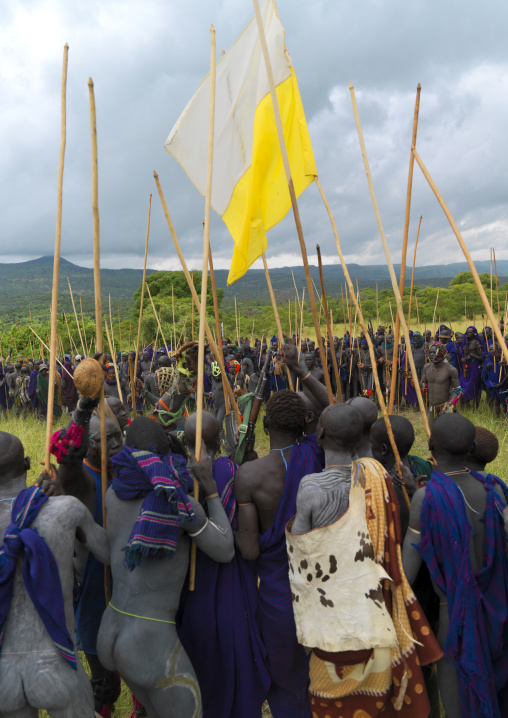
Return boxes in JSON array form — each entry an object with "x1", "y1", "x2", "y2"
[
  {"x1": 371, "y1": 416, "x2": 415, "y2": 460},
  {"x1": 317, "y1": 404, "x2": 363, "y2": 451},
  {"x1": 348, "y1": 397, "x2": 378, "y2": 431},
  {"x1": 185, "y1": 411, "x2": 220, "y2": 450},
  {"x1": 431, "y1": 414, "x2": 476, "y2": 456},
  {"x1": 0, "y1": 432, "x2": 25, "y2": 479}
]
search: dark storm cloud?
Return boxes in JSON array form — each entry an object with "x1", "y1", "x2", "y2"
[{"x1": 1, "y1": 0, "x2": 507, "y2": 271}]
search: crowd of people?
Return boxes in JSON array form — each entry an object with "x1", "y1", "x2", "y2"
[{"x1": 0, "y1": 327, "x2": 507, "y2": 718}]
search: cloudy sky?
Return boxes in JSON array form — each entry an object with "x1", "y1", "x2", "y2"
[{"x1": 1, "y1": 0, "x2": 507, "y2": 275}]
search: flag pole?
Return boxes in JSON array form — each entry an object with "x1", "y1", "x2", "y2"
[
  {"x1": 314, "y1": 178, "x2": 409, "y2": 505},
  {"x1": 349, "y1": 83, "x2": 430, "y2": 439},
  {"x1": 316, "y1": 245, "x2": 343, "y2": 401},
  {"x1": 154, "y1": 172, "x2": 241, "y2": 423},
  {"x1": 45, "y1": 43, "x2": 68, "y2": 473},
  {"x1": 388, "y1": 83, "x2": 421, "y2": 413},
  {"x1": 252, "y1": 0, "x2": 334, "y2": 404},
  {"x1": 88, "y1": 77, "x2": 110, "y2": 604}
]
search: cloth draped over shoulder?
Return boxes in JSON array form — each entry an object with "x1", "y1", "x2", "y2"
[
  {"x1": 111, "y1": 447, "x2": 195, "y2": 569},
  {"x1": 0, "y1": 486, "x2": 77, "y2": 669},
  {"x1": 417, "y1": 469, "x2": 508, "y2": 718},
  {"x1": 178, "y1": 457, "x2": 270, "y2": 718},
  {"x1": 308, "y1": 458, "x2": 442, "y2": 718},
  {"x1": 257, "y1": 434, "x2": 324, "y2": 718}
]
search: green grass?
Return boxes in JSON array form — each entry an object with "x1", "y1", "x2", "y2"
[{"x1": 4, "y1": 399, "x2": 505, "y2": 718}]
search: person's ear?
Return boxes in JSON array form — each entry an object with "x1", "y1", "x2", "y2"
[
  {"x1": 317, "y1": 424, "x2": 326, "y2": 443},
  {"x1": 263, "y1": 415, "x2": 268, "y2": 436},
  {"x1": 24, "y1": 455, "x2": 31, "y2": 471},
  {"x1": 305, "y1": 410, "x2": 315, "y2": 426},
  {"x1": 381, "y1": 442, "x2": 389, "y2": 457}
]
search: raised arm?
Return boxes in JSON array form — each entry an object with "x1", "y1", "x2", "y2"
[
  {"x1": 183, "y1": 443, "x2": 234, "y2": 563},
  {"x1": 75, "y1": 499, "x2": 110, "y2": 566},
  {"x1": 282, "y1": 334, "x2": 332, "y2": 408}
]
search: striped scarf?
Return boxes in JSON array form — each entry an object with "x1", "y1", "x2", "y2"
[
  {"x1": 0, "y1": 486, "x2": 77, "y2": 669},
  {"x1": 111, "y1": 447, "x2": 195, "y2": 570}
]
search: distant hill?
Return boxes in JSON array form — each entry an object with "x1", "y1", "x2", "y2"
[{"x1": 0, "y1": 255, "x2": 505, "y2": 325}]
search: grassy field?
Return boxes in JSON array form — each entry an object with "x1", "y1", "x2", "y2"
[{"x1": 4, "y1": 396, "x2": 505, "y2": 717}]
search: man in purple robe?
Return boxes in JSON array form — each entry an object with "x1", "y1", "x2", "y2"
[
  {"x1": 235, "y1": 390, "x2": 324, "y2": 718},
  {"x1": 460, "y1": 326, "x2": 484, "y2": 407}
]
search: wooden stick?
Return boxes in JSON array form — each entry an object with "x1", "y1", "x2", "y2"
[
  {"x1": 177, "y1": 315, "x2": 189, "y2": 348},
  {"x1": 67, "y1": 278, "x2": 86, "y2": 357},
  {"x1": 376, "y1": 282, "x2": 379, "y2": 325},
  {"x1": 172, "y1": 284, "x2": 176, "y2": 352},
  {"x1": 262, "y1": 254, "x2": 294, "y2": 391},
  {"x1": 412, "y1": 146, "x2": 508, "y2": 365},
  {"x1": 28, "y1": 327, "x2": 73, "y2": 379},
  {"x1": 253, "y1": 0, "x2": 333, "y2": 404},
  {"x1": 314, "y1": 177, "x2": 410, "y2": 505},
  {"x1": 234, "y1": 295, "x2": 239, "y2": 344},
  {"x1": 79, "y1": 296, "x2": 88, "y2": 355},
  {"x1": 493, "y1": 248, "x2": 501, "y2": 324},
  {"x1": 62, "y1": 311, "x2": 78, "y2": 358},
  {"x1": 108, "y1": 294, "x2": 115, "y2": 359},
  {"x1": 432, "y1": 290, "x2": 440, "y2": 336},
  {"x1": 128, "y1": 323, "x2": 132, "y2": 351},
  {"x1": 288, "y1": 298, "x2": 292, "y2": 337},
  {"x1": 88, "y1": 76, "x2": 110, "y2": 604},
  {"x1": 134, "y1": 194, "x2": 151, "y2": 407},
  {"x1": 209, "y1": 246, "x2": 233, "y2": 419},
  {"x1": 153, "y1": 172, "x2": 242, "y2": 423},
  {"x1": 388, "y1": 83, "x2": 421, "y2": 414},
  {"x1": 105, "y1": 321, "x2": 123, "y2": 403},
  {"x1": 191, "y1": 274, "x2": 195, "y2": 341},
  {"x1": 129, "y1": 354, "x2": 137, "y2": 419},
  {"x1": 407, "y1": 216, "x2": 422, "y2": 334},
  {"x1": 349, "y1": 84, "x2": 431, "y2": 440},
  {"x1": 45, "y1": 43, "x2": 69, "y2": 472},
  {"x1": 146, "y1": 285, "x2": 169, "y2": 351},
  {"x1": 118, "y1": 307, "x2": 122, "y2": 356},
  {"x1": 317, "y1": 245, "x2": 342, "y2": 400},
  {"x1": 245, "y1": 289, "x2": 253, "y2": 341},
  {"x1": 194, "y1": 19, "x2": 215, "y2": 473}
]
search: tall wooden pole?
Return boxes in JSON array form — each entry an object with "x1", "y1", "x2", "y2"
[
  {"x1": 88, "y1": 77, "x2": 109, "y2": 603},
  {"x1": 493, "y1": 249, "x2": 501, "y2": 323},
  {"x1": 105, "y1": 321, "x2": 123, "y2": 403},
  {"x1": 134, "y1": 194, "x2": 152, "y2": 403},
  {"x1": 349, "y1": 84, "x2": 430, "y2": 439},
  {"x1": 172, "y1": 284, "x2": 176, "y2": 352},
  {"x1": 316, "y1": 244, "x2": 342, "y2": 401},
  {"x1": 209, "y1": 246, "x2": 233, "y2": 420},
  {"x1": 146, "y1": 285, "x2": 169, "y2": 351},
  {"x1": 388, "y1": 83, "x2": 421, "y2": 413},
  {"x1": 253, "y1": 0, "x2": 334, "y2": 404},
  {"x1": 45, "y1": 43, "x2": 69, "y2": 473},
  {"x1": 412, "y1": 147, "x2": 508, "y2": 365},
  {"x1": 118, "y1": 307, "x2": 122, "y2": 356},
  {"x1": 407, "y1": 216, "x2": 422, "y2": 333},
  {"x1": 67, "y1": 278, "x2": 86, "y2": 357},
  {"x1": 314, "y1": 178, "x2": 409, "y2": 504},
  {"x1": 262, "y1": 254, "x2": 294, "y2": 391},
  {"x1": 79, "y1": 296, "x2": 88, "y2": 355},
  {"x1": 154, "y1": 172, "x2": 241, "y2": 423}
]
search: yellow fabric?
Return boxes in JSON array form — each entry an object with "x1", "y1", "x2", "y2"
[{"x1": 224, "y1": 69, "x2": 316, "y2": 285}]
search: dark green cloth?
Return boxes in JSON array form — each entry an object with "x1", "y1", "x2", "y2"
[
  {"x1": 408, "y1": 454, "x2": 432, "y2": 481},
  {"x1": 36, "y1": 373, "x2": 62, "y2": 419}
]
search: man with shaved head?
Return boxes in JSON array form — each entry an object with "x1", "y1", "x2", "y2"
[
  {"x1": 0, "y1": 431, "x2": 109, "y2": 716},
  {"x1": 288, "y1": 403, "x2": 441, "y2": 717},
  {"x1": 347, "y1": 395, "x2": 378, "y2": 458},
  {"x1": 178, "y1": 411, "x2": 270, "y2": 718},
  {"x1": 402, "y1": 414, "x2": 508, "y2": 718}
]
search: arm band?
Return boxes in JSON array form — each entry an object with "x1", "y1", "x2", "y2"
[
  {"x1": 206, "y1": 492, "x2": 219, "y2": 500},
  {"x1": 301, "y1": 372, "x2": 311, "y2": 381}
]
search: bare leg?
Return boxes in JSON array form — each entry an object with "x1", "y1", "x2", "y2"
[{"x1": 436, "y1": 606, "x2": 461, "y2": 718}]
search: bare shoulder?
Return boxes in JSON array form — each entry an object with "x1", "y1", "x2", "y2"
[
  {"x1": 408, "y1": 486, "x2": 426, "y2": 531},
  {"x1": 447, "y1": 364, "x2": 459, "y2": 379}
]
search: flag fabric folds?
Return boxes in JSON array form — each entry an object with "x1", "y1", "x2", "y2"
[{"x1": 165, "y1": 0, "x2": 316, "y2": 285}]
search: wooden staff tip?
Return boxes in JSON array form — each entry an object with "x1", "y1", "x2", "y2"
[
  {"x1": 349, "y1": 81, "x2": 354, "y2": 89},
  {"x1": 88, "y1": 77, "x2": 94, "y2": 87},
  {"x1": 64, "y1": 43, "x2": 69, "y2": 49},
  {"x1": 153, "y1": 170, "x2": 158, "y2": 178},
  {"x1": 417, "y1": 82, "x2": 421, "y2": 90},
  {"x1": 210, "y1": 23, "x2": 215, "y2": 33}
]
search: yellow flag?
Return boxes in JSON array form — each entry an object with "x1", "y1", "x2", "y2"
[{"x1": 165, "y1": 0, "x2": 316, "y2": 285}]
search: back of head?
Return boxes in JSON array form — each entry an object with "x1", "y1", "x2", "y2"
[
  {"x1": 371, "y1": 415, "x2": 415, "y2": 459},
  {"x1": 265, "y1": 390, "x2": 306, "y2": 438},
  {"x1": 125, "y1": 416, "x2": 170, "y2": 455},
  {"x1": 318, "y1": 403, "x2": 363, "y2": 451},
  {"x1": 431, "y1": 414, "x2": 475, "y2": 457},
  {"x1": 469, "y1": 426, "x2": 499, "y2": 469},
  {"x1": 0, "y1": 432, "x2": 25, "y2": 479},
  {"x1": 158, "y1": 355, "x2": 171, "y2": 368},
  {"x1": 348, "y1": 397, "x2": 378, "y2": 431}
]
